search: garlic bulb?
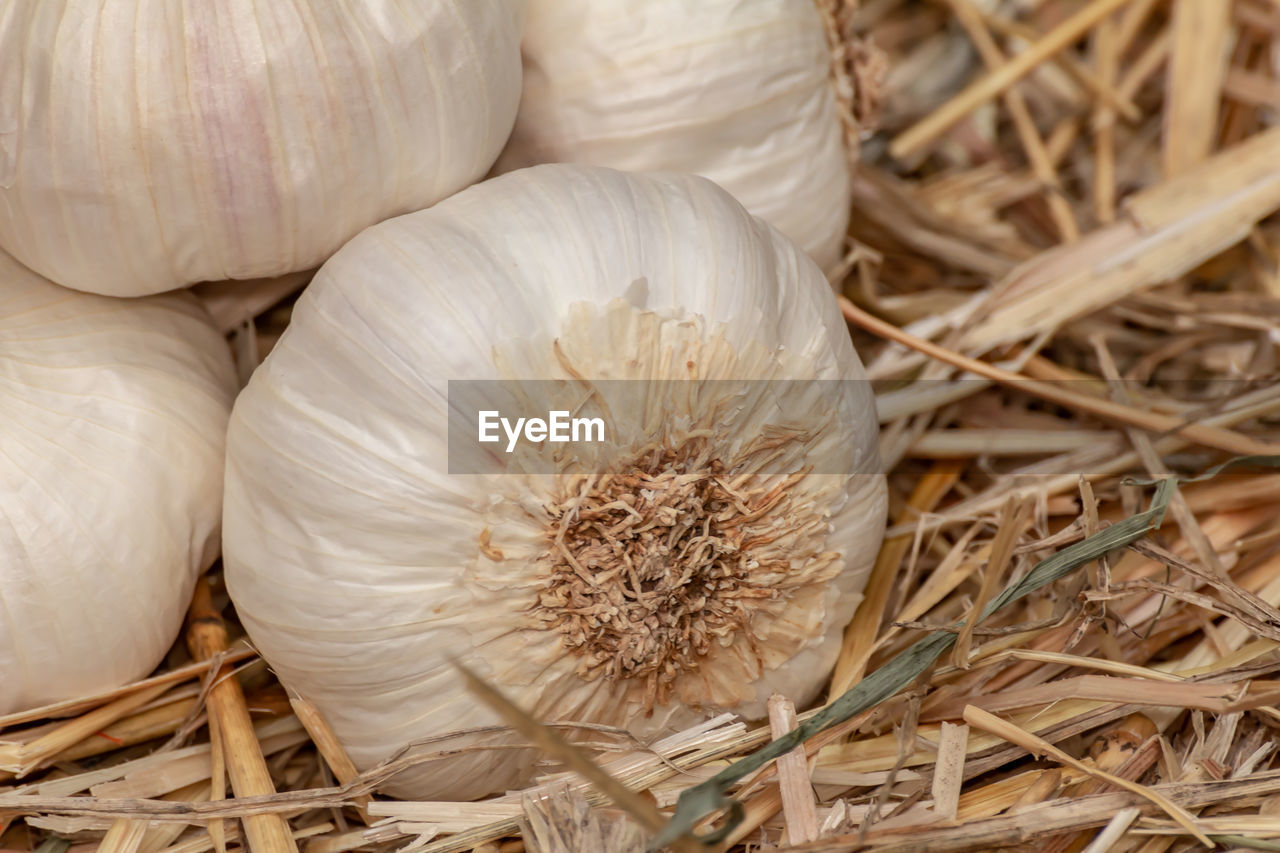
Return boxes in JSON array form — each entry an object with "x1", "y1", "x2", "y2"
[
  {"x1": 223, "y1": 164, "x2": 886, "y2": 800},
  {"x1": 0, "y1": 1, "x2": 525, "y2": 297},
  {"x1": 0, "y1": 251, "x2": 237, "y2": 714},
  {"x1": 496, "y1": 0, "x2": 852, "y2": 273}
]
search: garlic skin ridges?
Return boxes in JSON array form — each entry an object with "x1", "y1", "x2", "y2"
[
  {"x1": 223, "y1": 164, "x2": 886, "y2": 800},
  {"x1": 497, "y1": 0, "x2": 852, "y2": 273},
  {"x1": 0, "y1": 1, "x2": 525, "y2": 297},
  {"x1": 0, "y1": 251, "x2": 237, "y2": 714}
]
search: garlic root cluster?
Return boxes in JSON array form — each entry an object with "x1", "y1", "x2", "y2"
[
  {"x1": 0, "y1": 251, "x2": 237, "y2": 714},
  {"x1": 224, "y1": 164, "x2": 886, "y2": 799}
]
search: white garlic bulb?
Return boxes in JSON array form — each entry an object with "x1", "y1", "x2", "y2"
[
  {"x1": 496, "y1": 0, "x2": 852, "y2": 273},
  {"x1": 223, "y1": 164, "x2": 886, "y2": 800},
  {"x1": 0, "y1": 1, "x2": 525, "y2": 298},
  {"x1": 0, "y1": 251, "x2": 237, "y2": 714}
]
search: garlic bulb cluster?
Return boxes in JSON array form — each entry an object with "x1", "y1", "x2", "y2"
[
  {"x1": 224, "y1": 164, "x2": 886, "y2": 799},
  {"x1": 0, "y1": 1, "x2": 525, "y2": 298},
  {"x1": 496, "y1": 0, "x2": 852, "y2": 273},
  {"x1": 0, "y1": 251, "x2": 237, "y2": 715}
]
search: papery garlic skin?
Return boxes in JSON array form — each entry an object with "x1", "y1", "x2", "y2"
[
  {"x1": 0, "y1": 1, "x2": 525, "y2": 297},
  {"x1": 497, "y1": 0, "x2": 852, "y2": 273},
  {"x1": 224, "y1": 164, "x2": 886, "y2": 800},
  {"x1": 0, "y1": 252, "x2": 237, "y2": 714}
]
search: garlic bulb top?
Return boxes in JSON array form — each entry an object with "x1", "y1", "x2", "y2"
[
  {"x1": 497, "y1": 0, "x2": 852, "y2": 273},
  {"x1": 223, "y1": 164, "x2": 886, "y2": 800},
  {"x1": 0, "y1": 251, "x2": 237, "y2": 714},
  {"x1": 0, "y1": 1, "x2": 525, "y2": 297}
]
